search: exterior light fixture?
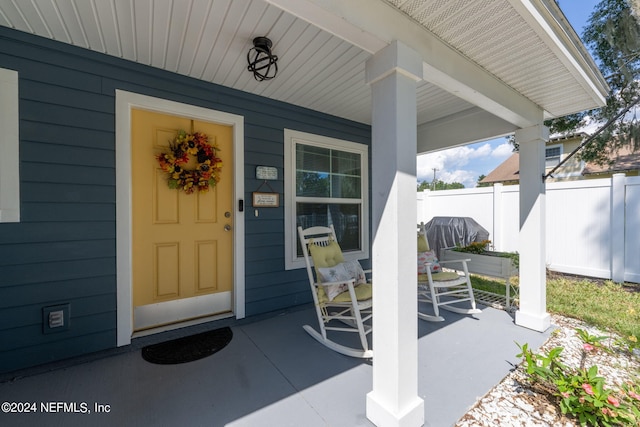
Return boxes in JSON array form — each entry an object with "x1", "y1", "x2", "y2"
[{"x1": 247, "y1": 36, "x2": 278, "y2": 81}]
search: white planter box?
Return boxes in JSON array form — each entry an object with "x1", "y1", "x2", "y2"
[
  {"x1": 440, "y1": 249, "x2": 518, "y2": 309},
  {"x1": 440, "y1": 249, "x2": 517, "y2": 279}
]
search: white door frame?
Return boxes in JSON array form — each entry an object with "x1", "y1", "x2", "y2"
[{"x1": 115, "y1": 90, "x2": 245, "y2": 346}]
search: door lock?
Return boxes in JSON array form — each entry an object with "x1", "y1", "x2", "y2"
[{"x1": 224, "y1": 211, "x2": 231, "y2": 218}]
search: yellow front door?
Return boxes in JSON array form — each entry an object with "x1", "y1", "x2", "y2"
[{"x1": 131, "y1": 109, "x2": 233, "y2": 331}]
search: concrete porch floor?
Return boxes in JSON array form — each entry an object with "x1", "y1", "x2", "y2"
[{"x1": 0, "y1": 303, "x2": 551, "y2": 427}]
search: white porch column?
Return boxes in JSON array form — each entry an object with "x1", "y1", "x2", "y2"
[
  {"x1": 515, "y1": 124, "x2": 551, "y2": 332},
  {"x1": 365, "y1": 41, "x2": 424, "y2": 427}
]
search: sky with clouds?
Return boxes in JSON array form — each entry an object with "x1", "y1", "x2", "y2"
[
  {"x1": 416, "y1": 0, "x2": 601, "y2": 189},
  {"x1": 416, "y1": 140, "x2": 513, "y2": 188}
]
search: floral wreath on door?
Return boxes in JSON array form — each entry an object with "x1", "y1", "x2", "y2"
[{"x1": 156, "y1": 130, "x2": 223, "y2": 194}]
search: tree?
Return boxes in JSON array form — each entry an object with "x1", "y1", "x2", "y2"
[
  {"x1": 417, "y1": 180, "x2": 430, "y2": 191},
  {"x1": 476, "y1": 174, "x2": 492, "y2": 187},
  {"x1": 438, "y1": 180, "x2": 464, "y2": 190},
  {"x1": 417, "y1": 179, "x2": 465, "y2": 191},
  {"x1": 421, "y1": 179, "x2": 465, "y2": 191},
  {"x1": 296, "y1": 171, "x2": 329, "y2": 195},
  {"x1": 544, "y1": 0, "x2": 640, "y2": 164}
]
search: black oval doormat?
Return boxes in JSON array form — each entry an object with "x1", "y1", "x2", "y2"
[{"x1": 141, "y1": 327, "x2": 233, "y2": 365}]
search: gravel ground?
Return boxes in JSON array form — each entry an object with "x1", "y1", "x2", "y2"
[{"x1": 456, "y1": 314, "x2": 640, "y2": 426}]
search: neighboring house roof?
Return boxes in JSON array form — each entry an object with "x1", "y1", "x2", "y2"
[
  {"x1": 582, "y1": 145, "x2": 640, "y2": 176},
  {"x1": 481, "y1": 139, "x2": 640, "y2": 184},
  {"x1": 482, "y1": 153, "x2": 521, "y2": 184}
]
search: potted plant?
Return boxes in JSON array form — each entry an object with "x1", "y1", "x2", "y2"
[{"x1": 440, "y1": 240, "x2": 519, "y2": 308}]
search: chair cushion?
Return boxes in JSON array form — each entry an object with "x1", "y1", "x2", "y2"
[
  {"x1": 418, "y1": 271, "x2": 460, "y2": 282},
  {"x1": 309, "y1": 240, "x2": 345, "y2": 269},
  {"x1": 342, "y1": 260, "x2": 367, "y2": 285},
  {"x1": 317, "y1": 263, "x2": 352, "y2": 301},
  {"x1": 309, "y1": 240, "x2": 371, "y2": 303},
  {"x1": 418, "y1": 250, "x2": 441, "y2": 274},
  {"x1": 417, "y1": 232, "x2": 430, "y2": 252},
  {"x1": 331, "y1": 283, "x2": 372, "y2": 303},
  {"x1": 317, "y1": 260, "x2": 368, "y2": 301}
]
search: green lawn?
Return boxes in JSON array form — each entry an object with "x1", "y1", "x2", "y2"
[
  {"x1": 470, "y1": 272, "x2": 640, "y2": 342},
  {"x1": 470, "y1": 275, "x2": 511, "y2": 296}
]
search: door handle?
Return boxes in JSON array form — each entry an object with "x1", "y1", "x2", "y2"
[{"x1": 224, "y1": 224, "x2": 232, "y2": 231}]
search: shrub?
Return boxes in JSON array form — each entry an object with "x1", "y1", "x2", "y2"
[
  {"x1": 517, "y1": 330, "x2": 640, "y2": 426},
  {"x1": 453, "y1": 240, "x2": 491, "y2": 254}
]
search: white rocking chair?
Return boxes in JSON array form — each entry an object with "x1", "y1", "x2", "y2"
[
  {"x1": 417, "y1": 223, "x2": 481, "y2": 322},
  {"x1": 298, "y1": 225, "x2": 373, "y2": 358}
]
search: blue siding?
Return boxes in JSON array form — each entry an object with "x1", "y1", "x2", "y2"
[{"x1": 0, "y1": 27, "x2": 371, "y2": 374}]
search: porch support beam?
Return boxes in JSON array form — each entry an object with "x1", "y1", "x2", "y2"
[
  {"x1": 416, "y1": 107, "x2": 518, "y2": 154},
  {"x1": 515, "y1": 124, "x2": 551, "y2": 332},
  {"x1": 365, "y1": 40, "x2": 424, "y2": 427}
]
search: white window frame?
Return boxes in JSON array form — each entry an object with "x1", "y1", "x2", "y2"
[
  {"x1": 284, "y1": 129, "x2": 369, "y2": 270},
  {"x1": 545, "y1": 144, "x2": 563, "y2": 168},
  {"x1": 0, "y1": 68, "x2": 20, "y2": 223}
]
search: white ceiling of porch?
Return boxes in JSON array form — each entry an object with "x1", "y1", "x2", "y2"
[
  {"x1": 388, "y1": 0, "x2": 600, "y2": 118},
  {"x1": 0, "y1": 0, "x2": 607, "y2": 144}
]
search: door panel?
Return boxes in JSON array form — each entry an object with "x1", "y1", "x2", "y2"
[
  {"x1": 153, "y1": 169, "x2": 179, "y2": 224},
  {"x1": 155, "y1": 243, "x2": 180, "y2": 297},
  {"x1": 131, "y1": 109, "x2": 233, "y2": 330},
  {"x1": 195, "y1": 240, "x2": 217, "y2": 292}
]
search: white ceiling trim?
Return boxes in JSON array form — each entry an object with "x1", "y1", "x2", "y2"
[
  {"x1": 262, "y1": 0, "x2": 387, "y2": 54},
  {"x1": 507, "y1": 0, "x2": 608, "y2": 111},
  {"x1": 266, "y1": 0, "x2": 545, "y2": 128}
]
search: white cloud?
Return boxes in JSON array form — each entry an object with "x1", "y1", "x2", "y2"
[
  {"x1": 417, "y1": 139, "x2": 512, "y2": 189},
  {"x1": 491, "y1": 142, "x2": 514, "y2": 158},
  {"x1": 417, "y1": 145, "x2": 483, "y2": 176},
  {"x1": 417, "y1": 147, "x2": 477, "y2": 188},
  {"x1": 438, "y1": 169, "x2": 477, "y2": 186},
  {"x1": 471, "y1": 143, "x2": 492, "y2": 158}
]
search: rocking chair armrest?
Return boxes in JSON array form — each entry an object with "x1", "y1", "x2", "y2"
[{"x1": 314, "y1": 278, "x2": 356, "y2": 288}]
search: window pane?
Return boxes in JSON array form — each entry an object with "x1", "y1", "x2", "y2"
[
  {"x1": 296, "y1": 143, "x2": 362, "y2": 199},
  {"x1": 297, "y1": 144, "x2": 330, "y2": 173},
  {"x1": 296, "y1": 171, "x2": 330, "y2": 197},
  {"x1": 545, "y1": 157, "x2": 560, "y2": 168},
  {"x1": 296, "y1": 203, "x2": 361, "y2": 254},
  {"x1": 332, "y1": 150, "x2": 360, "y2": 176},
  {"x1": 545, "y1": 147, "x2": 561, "y2": 158},
  {"x1": 545, "y1": 147, "x2": 561, "y2": 168},
  {"x1": 331, "y1": 175, "x2": 361, "y2": 198}
]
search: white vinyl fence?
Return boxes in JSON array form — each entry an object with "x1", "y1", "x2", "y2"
[{"x1": 417, "y1": 174, "x2": 640, "y2": 283}]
